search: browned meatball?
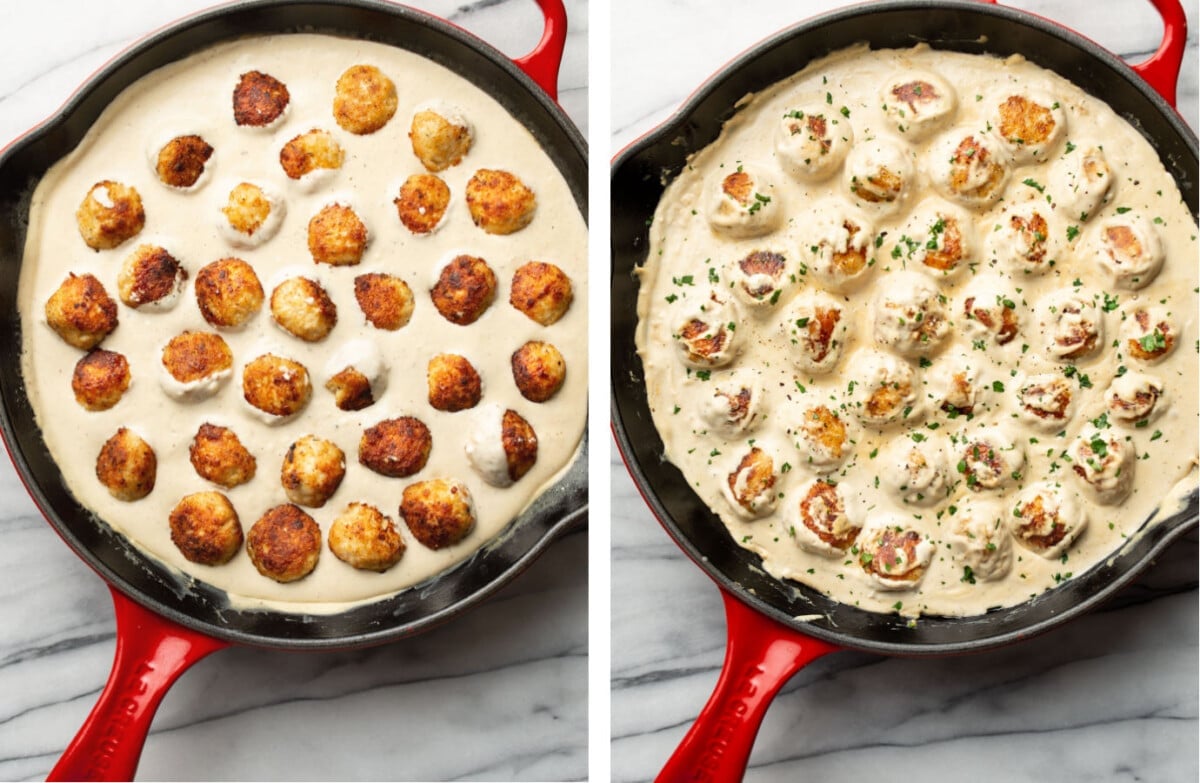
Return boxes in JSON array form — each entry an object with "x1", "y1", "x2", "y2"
[
  {"x1": 427, "y1": 353, "x2": 482, "y2": 412},
  {"x1": 333, "y1": 64, "x2": 398, "y2": 135},
  {"x1": 194, "y1": 257, "x2": 264, "y2": 328},
  {"x1": 512, "y1": 341, "x2": 566, "y2": 403},
  {"x1": 233, "y1": 70, "x2": 290, "y2": 128},
  {"x1": 242, "y1": 354, "x2": 312, "y2": 419},
  {"x1": 431, "y1": 255, "x2": 496, "y2": 325},
  {"x1": 155, "y1": 135, "x2": 213, "y2": 189},
  {"x1": 410, "y1": 108, "x2": 473, "y2": 172},
  {"x1": 270, "y1": 277, "x2": 337, "y2": 342},
  {"x1": 502, "y1": 409, "x2": 538, "y2": 482},
  {"x1": 76, "y1": 180, "x2": 145, "y2": 250},
  {"x1": 168, "y1": 491, "x2": 243, "y2": 566},
  {"x1": 279, "y1": 128, "x2": 345, "y2": 180},
  {"x1": 308, "y1": 203, "x2": 368, "y2": 266},
  {"x1": 220, "y1": 182, "x2": 284, "y2": 245},
  {"x1": 72, "y1": 349, "x2": 130, "y2": 411},
  {"x1": 246, "y1": 504, "x2": 321, "y2": 583},
  {"x1": 401, "y1": 478, "x2": 475, "y2": 550},
  {"x1": 394, "y1": 173, "x2": 450, "y2": 234},
  {"x1": 189, "y1": 423, "x2": 256, "y2": 488},
  {"x1": 326, "y1": 367, "x2": 376, "y2": 411},
  {"x1": 328, "y1": 502, "x2": 405, "y2": 572},
  {"x1": 44, "y1": 272, "x2": 118, "y2": 349},
  {"x1": 510, "y1": 261, "x2": 573, "y2": 326},
  {"x1": 281, "y1": 435, "x2": 346, "y2": 508},
  {"x1": 95, "y1": 427, "x2": 156, "y2": 501},
  {"x1": 359, "y1": 416, "x2": 432, "y2": 478},
  {"x1": 161, "y1": 331, "x2": 233, "y2": 397},
  {"x1": 117, "y1": 244, "x2": 187, "y2": 309},
  {"x1": 354, "y1": 273, "x2": 414, "y2": 330},
  {"x1": 465, "y1": 169, "x2": 536, "y2": 235}
]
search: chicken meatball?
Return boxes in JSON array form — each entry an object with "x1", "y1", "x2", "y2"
[
  {"x1": 194, "y1": 257, "x2": 263, "y2": 329},
  {"x1": 168, "y1": 491, "x2": 243, "y2": 566},
  {"x1": 785, "y1": 478, "x2": 861, "y2": 556},
  {"x1": 1069, "y1": 425, "x2": 1134, "y2": 504},
  {"x1": 881, "y1": 70, "x2": 957, "y2": 140},
  {"x1": 270, "y1": 276, "x2": 337, "y2": 342},
  {"x1": 927, "y1": 131, "x2": 1010, "y2": 209},
  {"x1": 232, "y1": 70, "x2": 290, "y2": 128},
  {"x1": 323, "y1": 339, "x2": 387, "y2": 411},
  {"x1": 671, "y1": 289, "x2": 741, "y2": 369},
  {"x1": 281, "y1": 435, "x2": 346, "y2": 508},
  {"x1": 395, "y1": 173, "x2": 450, "y2": 235},
  {"x1": 695, "y1": 370, "x2": 766, "y2": 438},
  {"x1": 1010, "y1": 483, "x2": 1088, "y2": 558},
  {"x1": 279, "y1": 128, "x2": 345, "y2": 183},
  {"x1": 160, "y1": 331, "x2": 233, "y2": 400},
  {"x1": 893, "y1": 200, "x2": 973, "y2": 277},
  {"x1": 932, "y1": 363, "x2": 979, "y2": 417},
  {"x1": 843, "y1": 138, "x2": 913, "y2": 213},
  {"x1": 427, "y1": 353, "x2": 482, "y2": 412},
  {"x1": 308, "y1": 203, "x2": 368, "y2": 266},
  {"x1": 959, "y1": 274, "x2": 1021, "y2": 346},
  {"x1": 721, "y1": 447, "x2": 779, "y2": 519},
  {"x1": 154, "y1": 134, "x2": 214, "y2": 190},
  {"x1": 328, "y1": 502, "x2": 405, "y2": 572},
  {"x1": 802, "y1": 208, "x2": 877, "y2": 292},
  {"x1": 246, "y1": 504, "x2": 321, "y2": 583},
  {"x1": 464, "y1": 404, "x2": 539, "y2": 487},
  {"x1": 431, "y1": 254, "x2": 497, "y2": 325},
  {"x1": 410, "y1": 106, "x2": 474, "y2": 172},
  {"x1": 871, "y1": 272, "x2": 950, "y2": 357},
  {"x1": 879, "y1": 436, "x2": 950, "y2": 506},
  {"x1": 219, "y1": 181, "x2": 285, "y2": 248},
  {"x1": 465, "y1": 169, "x2": 537, "y2": 235},
  {"x1": 986, "y1": 201, "x2": 1062, "y2": 276},
  {"x1": 76, "y1": 180, "x2": 145, "y2": 250},
  {"x1": 793, "y1": 405, "x2": 851, "y2": 473},
  {"x1": 1039, "y1": 288, "x2": 1102, "y2": 361},
  {"x1": 72, "y1": 349, "x2": 131, "y2": 411},
  {"x1": 959, "y1": 428, "x2": 1026, "y2": 491},
  {"x1": 354, "y1": 273, "x2": 414, "y2": 331},
  {"x1": 241, "y1": 354, "x2": 312, "y2": 421},
  {"x1": 705, "y1": 163, "x2": 782, "y2": 238},
  {"x1": 401, "y1": 478, "x2": 476, "y2": 550},
  {"x1": 1016, "y1": 373, "x2": 1076, "y2": 430},
  {"x1": 95, "y1": 427, "x2": 156, "y2": 501},
  {"x1": 994, "y1": 92, "x2": 1066, "y2": 163},
  {"x1": 359, "y1": 416, "x2": 433, "y2": 478},
  {"x1": 333, "y1": 64, "x2": 398, "y2": 135},
  {"x1": 775, "y1": 106, "x2": 853, "y2": 181},
  {"x1": 511, "y1": 340, "x2": 566, "y2": 403},
  {"x1": 1106, "y1": 371, "x2": 1164, "y2": 424},
  {"x1": 44, "y1": 272, "x2": 118, "y2": 349},
  {"x1": 1051, "y1": 145, "x2": 1112, "y2": 222},
  {"x1": 509, "y1": 261, "x2": 574, "y2": 326},
  {"x1": 726, "y1": 246, "x2": 796, "y2": 309},
  {"x1": 947, "y1": 498, "x2": 1013, "y2": 582},
  {"x1": 849, "y1": 350, "x2": 921, "y2": 426},
  {"x1": 189, "y1": 423, "x2": 256, "y2": 488},
  {"x1": 856, "y1": 518, "x2": 933, "y2": 590},
  {"x1": 117, "y1": 244, "x2": 187, "y2": 310},
  {"x1": 1120, "y1": 305, "x2": 1177, "y2": 364}
]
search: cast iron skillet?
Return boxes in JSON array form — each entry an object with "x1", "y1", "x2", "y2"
[
  {"x1": 611, "y1": 0, "x2": 1196, "y2": 779},
  {"x1": 0, "y1": 0, "x2": 586, "y2": 779}
]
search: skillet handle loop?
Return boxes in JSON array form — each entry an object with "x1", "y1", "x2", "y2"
[
  {"x1": 47, "y1": 587, "x2": 227, "y2": 782},
  {"x1": 1130, "y1": 0, "x2": 1186, "y2": 107},
  {"x1": 656, "y1": 590, "x2": 839, "y2": 782},
  {"x1": 513, "y1": 0, "x2": 567, "y2": 101}
]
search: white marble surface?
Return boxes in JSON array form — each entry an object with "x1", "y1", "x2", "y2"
[
  {"x1": 0, "y1": 1, "x2": 588, "y2": 781},
  {"x1": 611, "y1": 1, "x2": 1198, "y2": 782}
]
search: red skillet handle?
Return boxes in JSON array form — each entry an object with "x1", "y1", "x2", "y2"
[
  {"x1": 47, "y1": 587, "x2": 227, "y2": 782},
  {"x1": 1130, "y1": 0, "x2": 1187, "y2": 107},
  {"x1": 657, "y1": 590, "x2": 840, "y2": 782},
  {"x1": 513, "y1": 0, "x2": 567, "y2": 101}
]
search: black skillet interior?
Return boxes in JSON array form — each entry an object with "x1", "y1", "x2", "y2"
[
  {"x1": 611, "y1": 0, "x2": 1198, "y2": 656},
  {"x1": 0, "y1": 0, "x2": 588, "y2": 649}
]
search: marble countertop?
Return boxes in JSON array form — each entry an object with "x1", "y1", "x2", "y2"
[
  {"x1": 0, "y1": 1, "x2": 588, "y2": 781},
  {"x1": 611, "y1": 1, "x2": 1198, "y2": 782}
]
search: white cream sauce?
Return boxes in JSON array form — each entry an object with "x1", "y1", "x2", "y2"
[
  {"x1": 18, "y1": 34, "x2": 587, "y2": 613},
  {"x1": 637, "y1": 45, "x2": 1197, "y2": 617}
]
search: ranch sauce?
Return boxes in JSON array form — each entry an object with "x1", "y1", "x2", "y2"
[
  {"x1": 637, "y1": 45, "x2": 1197, "y2": 617},
  {"x1": 17, "y1": 35, "x2": 587, "y2": 612}
]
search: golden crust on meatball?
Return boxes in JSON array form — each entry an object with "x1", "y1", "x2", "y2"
[
  {"x1": 270, "y1": 277, "x2": 337, "y2": 342},
  {"x1": 281, "y1": 435, "x2": 346, "y2": 508},
  {"x1": 72, "y1": 349, "x2": 130, "y2": 411},
  {"x1": 427, "y1": 353, "x2": 482, "y2": 412},
  {"x1": 279, "y1": 128, "x2": 345, "y2": 179},
  {"x1": 169, "y1": 491, "x2": 243, "y2": 566},
  {"x1": 45, "y1": 272, "x2": 118, "y2": 349},
  {"x1": 194, "y1": 257, "x2": 264, "y2": 328},
  {"x1": 117, "y1": 244, "x2": 187, "y2": 309},
  {"x1": 328, "y1": 502, "x2": 405, "y2": 572},
  {"x1": 333, "y1": 64, "x2": 398, "y2": 135},
  {"x1": 465, "y1": 169, "x2": 536, "y2": 235},
  {"x1": 394, "y1": 173, "x2": 450, "y2": 234},
  {"x1": 308, "y1": 203, "x2": 368, "y2": 266},
  {"x1": 359, "y1": 416, "x2": 432, "y2": 478},
  {"x1": 326, "y1": 367, "x2": 376, "y2": 411},
  {"x1": 512, "y1": 340, "x2": 566, "y2": 403},
  {"x1": 156, "y1": 135, "x2": 213, "y2": 189},
  {"x1": 233, "y1": 70, "x2": 290, "y2": 128},
  {"x1": 400, "y1": 478, "x2": 475, "y2": 550},
  {"x1": 510, "y1": 261, "x2": 573, "y2": 326},
  {"x1": 221, "y1": 182, "x2": 279, "y2": 241},
  {"x1": 76, "y1": 180, "x2": 145, "y2": 250},
  {"x1": 354, "y1": 273, "x2": 414, "y2": 330},
  {"x1": 242, "y1": 354, "x2": 312, "y2": 419},
  {"x1": 162, "y1": 331, "x2": 233, "y2": 384},
  {"x1": 246, "y1": 504, "x2": 321, "y2": 583},
  {"x1": 95, "y1": 427, "x2": 156, "y2": 501},
  {"x1": 410, "y1": 109, "x2": 473, "y2": 172},
  {"x1": 502, "y1": 409, "x2": 538, "y2": 482},
  {"x1": 431, "y1": 255, "x2": 496, "y2": 325},
  {"x1": 189, "y1": 423, "x2": 256, "y2": 488}
]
